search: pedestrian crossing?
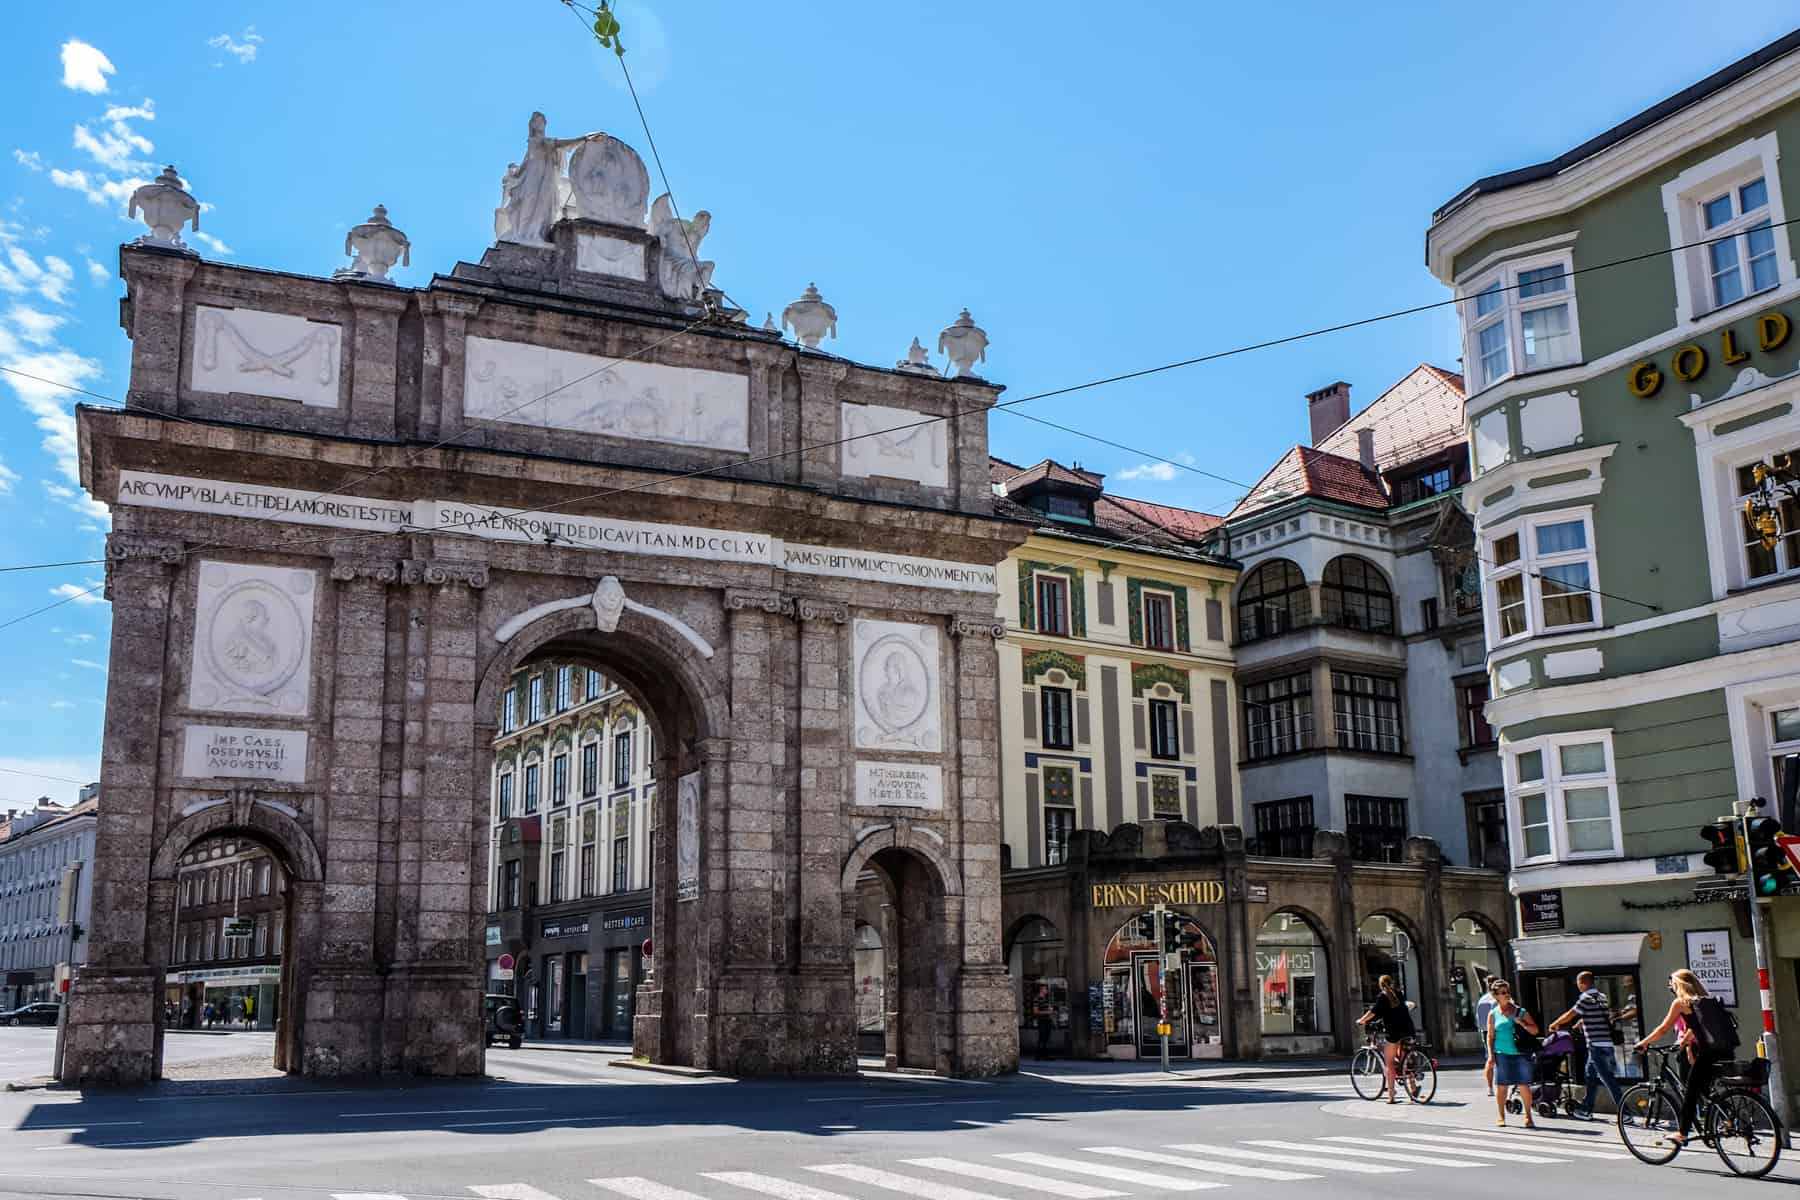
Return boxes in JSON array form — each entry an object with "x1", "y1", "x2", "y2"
[{"x1": 331, "y1": 1128, "x2": 1635, "y2": 1200}]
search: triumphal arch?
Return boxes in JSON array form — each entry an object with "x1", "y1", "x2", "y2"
[{"x1": 62, "y1": 116, "x2": 1024, "y2": 1082}]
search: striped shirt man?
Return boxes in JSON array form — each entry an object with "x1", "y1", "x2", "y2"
[{"x1": 1574, "y1": 985, "x2": 1614, "y2": 1049}]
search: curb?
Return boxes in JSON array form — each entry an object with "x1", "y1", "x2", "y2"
[
  {"x1": 608, "y1": 1058, "x2": 731, "y2": 1080},
  {"x1": 4, "y1": 1076, "x2": 59, "y2": 1092}
]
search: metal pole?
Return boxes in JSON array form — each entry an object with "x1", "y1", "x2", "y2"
[
  {"x1": 50, "y1": 863, "x2": 80, "y2": 1083},
  {"x1": 1738, "y1": 799, "x2": 1789, "y2": 1124},
  {"x1": 1155, "y1": 902, "x2": 1170, "y2": 1073}
]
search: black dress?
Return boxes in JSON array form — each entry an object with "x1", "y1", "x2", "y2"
[{"x1": 1368, "y1": 993, "x2": 1415, "y2": 1040}]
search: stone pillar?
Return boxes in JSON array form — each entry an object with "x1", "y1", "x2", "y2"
[
  {"x1": 420, "y1": 293, "x2": 484, "y2": 441},
  {"x1": 343, "y1": 285, "x2": 409, "y2": 439},
  {"x1": 1220, "y1": 826, "x2": 1259, "y2": 1059},
  {"x1": 948, "y1": 614, "x2": 1017, "y2": 1076},
  {"x1": 1316, "y1": 830, "x2": 1359, "y2": 1054},
  {"x1": 120, "y1": 251, "x2": 198, "y2": 413},
  {"x1": 60, "y1": 534, "x2": 183, "y2": 1085},
  {"x1": 793, "y1": 359, "x2": 849, "y2": 489},
  {"x1": 947, "y1": 381, "x2": 999, "y2": 514},
  {"x1": 1407, "y1": 836, "x2": 1451, "y2": 1044}
]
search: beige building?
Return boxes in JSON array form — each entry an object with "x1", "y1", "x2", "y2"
[{"x1": 991, "y1": 458, "x2": 1240, "y2": 870}]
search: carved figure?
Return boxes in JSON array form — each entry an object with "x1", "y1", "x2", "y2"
[
  {"x1": 129, "y1": 166, "x2": 202, "y2": 252},
  {"x1": 782, "y1": 283, "x2": 838, "y2": 349},
  {"x1": 568, "y1": 134, "x2": 651, "y2": 226},
  {"x1": 650, "y1": 193, "x2": 714, "y2": 299},
  {"x1": 938, "y1": 308, "x2": 989, "y2": 377},
  {"x1": 220, "y1": 598, "x2": 278, "y2": 678},
  {"x1": 875, "y1": 650, "x2": 924, "y2": 728},
  {"x1": 495, "y1": 112, "x2": 586, "y2": 245}
]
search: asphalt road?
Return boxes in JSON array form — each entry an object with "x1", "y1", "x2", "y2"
[{"x1": 1, "y1": 1027, "x2": 1792, "y2": 1200}]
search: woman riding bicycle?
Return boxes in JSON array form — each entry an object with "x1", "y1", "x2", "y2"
[
  {"x1": 1358, "y1": 974, "x2": 1415, "y2": 1105},
  {"x1": 1633, "y1": 968, "x2": 1729, "y2": 1148}
]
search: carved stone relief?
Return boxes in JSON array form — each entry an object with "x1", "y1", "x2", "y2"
[
  {"x1": 191, "y1": 306, "x2": 341, "y2": 409},
  {"x1": 840, "y1": 401, "x2": 949, "y2": 488},
  {"x1": 189, "y1": 560, "x2": 316, "y2": 716},
  {"x1": 852, "y1": 619, "x2": 941, "y2": 752},
  {"x1": 575, "y1": 232, "x2": 647, "y2": 280},
  {"x1": 463, "y1": 335, "x2": 748, "y2": 451}
]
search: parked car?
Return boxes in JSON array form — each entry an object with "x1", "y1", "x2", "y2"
[
  {"x1": 2, "y1": 1002, "x2": 61, "y2": 1027},
  {"x1": 484, "y1": 993, "x2": 522, "y2": 1049}
]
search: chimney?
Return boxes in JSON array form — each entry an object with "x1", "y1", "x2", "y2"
[
  {"x1": 1306, "y1": 381, "x2": 1351, "y2": 446},
  {"x1": 1356, "y1": 427, "x2": 1376, "y2": 471}
]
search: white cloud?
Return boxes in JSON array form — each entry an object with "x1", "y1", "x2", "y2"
[
  {"x1": 0, "y1": 455, "x2": 17, "y2": 494},
  {"x1": 207, "y1": 28, "x2": 263, "y2": 64},
  {"x1": 50, "y1": 581, "x2": 104, "y2": 606},
  {"x1": 47, "y1": 699, "x2": 74, "y2": 709},
  {"x1": 69, "y1": 658, "x2": 105, "y2": 671},
  {"x1": 70, "y1": 98, "x2": 155, "y2": 173},
  {"x1": 191, "y1": 231, "x2": 233, "y2": 256},
  {"x1": 6, "y1": 304, "x2": 65, "y2": 344},
  {"x1": 59, "y1": 40, "x2": 115, "y2": 94},
  {"x1": 64, "y1": 632, "x2": 95, "y2": 643},
  {"x1": 84, "y1": 258, "x2": 109, "y2": 284},
  {"x1": 0, "y1": 241, "x2": 76, "y2": 305},
  {"x1": 49, "y1": 167, "x2": 145, "y2": 211},
  {"x1": 12, "y1": 149, "x2": 44, "y2": 173},
  {"x1": 1115, "y1": 461, "x2": 1178, "y2": 483}
]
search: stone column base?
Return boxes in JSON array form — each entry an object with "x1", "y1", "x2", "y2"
[
  {"x1": 59, "y1": 965, "x2": 162, "y2": 1086},
  {"x1": 640, "y1": 967, "x2": 857, "y2": 1076},
  {"x1": 954, "y1": 964, "x2": 1019, "y2": 1077},
  {"x1": 386, "y1": 960, "x2": 484, "y2": 1077},
  {"x1": 301, "y1": 965, "x2": 388, "y2": 1076}
]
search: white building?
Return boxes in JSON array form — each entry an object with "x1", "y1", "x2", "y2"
[{"x1": 0, "y1": 798, "x2": 97, "y2": 1008}]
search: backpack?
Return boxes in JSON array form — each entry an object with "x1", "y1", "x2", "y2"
[
  {"x1": 1509, "y1": 1008, "x2": 1543, "y2": 1056},
  {"x1": 1691, "y1": 996, "x2": 1741, "y2": 1056}
]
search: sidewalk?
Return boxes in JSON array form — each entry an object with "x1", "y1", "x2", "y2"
[
  {"x1": 1016, "y1": 1052, "x2": 1486, "y2": 1083},
  {"x1": 511, "y1": 1037, "x2": 633, "y2": 1055}
]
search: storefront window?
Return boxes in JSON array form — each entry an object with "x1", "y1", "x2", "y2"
[
  {"x1": 1445, "y1": 916, "x2": 1500, "y2": 1032},
  {"x1": 1256, "y1": 911, "x2": 1330, "y2": 1039},
  {"x1": 1358, "y1": 913, "x2": 1424, "y2": 1034},
  {"x1": 1102, "y1": 912, "x2": 1220, "y2": 1058},
  {"x1": 1009, "y1": 917, "x2": 1068, "y2": 1056}
]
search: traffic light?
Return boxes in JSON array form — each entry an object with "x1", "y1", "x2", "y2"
[
  {"x1": 1747, "y1": 814, "x2": 1792, "y2": 897},
  {"x1": 1177, "y1": 927, "x2": 1207, "y2": 952},
  {"x1": 1701, "y1": 820, "x2": 1741, "y2": 876},
  {"x1": 1134, "y1": 912, "x2": 1157, "y2": 942}
]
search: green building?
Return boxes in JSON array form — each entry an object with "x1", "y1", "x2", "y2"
[{"x1": 1426, "y1": 28, "x2": 1800, "y2": 1098}]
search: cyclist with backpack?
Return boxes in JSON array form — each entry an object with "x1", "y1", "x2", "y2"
[{"x1": 1632, "y1": 968, "x2": 1739, "y2": 1147}]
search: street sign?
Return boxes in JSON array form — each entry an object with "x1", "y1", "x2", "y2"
[
  {"x1": 493, "y1": 966, "x2": 514, "y2": 982},
  {"x1": 221, "y1": 917, "x2": 253, "y2": 940},
  {"x1": 1779, "y1": 833, "x2": 1800, "y2": 876},
  {"x1": 496, "y1": 953, "x2": 516, "y2": 971}
]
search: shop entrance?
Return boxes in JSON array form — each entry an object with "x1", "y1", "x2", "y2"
[{"x1": 1101, "y1": 911, "x2": 1223, "y2": 1060}]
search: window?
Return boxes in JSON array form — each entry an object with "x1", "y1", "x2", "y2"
[
  {"x1": 497, "y1": 773, "x2": 514, "y2": 820},
  {"x1": 1457, "y1": 679, "x2": 1493, "y2": 748},
  {"x1": 1150, "y1": 773, "x2": 1182, "y2": 818},
  {"x1": 612, "y1": 832, "x2": 631, "y2": 892},
  {"x1": 1702, "y1": 176, "x2": 1778, "y2": 309},
  {"x1": 1237, "y1": 559, "x2": 1310, "y2": 642},
  {"x1": 1253, "y1": 797, "x2": 1315, "y2": 858},
  {"x1": 1034, "y1": 573, "x2": 1071, "y2": 636},
  {"x1": 551, "y1": 753, "x2": 569, "y2": 807},
  {"x1": 613, "y1": 731, "x2": 632, "y2": 786},
  {"x1": 580, "y1": 808, "x2": 599, "y2": 898},
  {"x1": 502, "y1": 688, "x2": 517, "y2": 733},
  {"x1": 1346, "y1": 795, "x2": 1408, "y2": 863},
  {"x1": 1142, "y1": 590, "x2": 1175, "y2": 650},
  {"x1": 1245, "y1": 673, "x2": 1313, "y2": 759},
  {"x1": 503, "y1": 860, "x2": 521, "y2": 909},
  {"x1": 528, "y1": 675, "x2": 544, "y2": 722},
  {"x1": 1321, "y1": 556, "x2": 1393, "y2": 632},
  {"x1": 1043, "y1": 765, "x2": 1076, "y2": 866},
  {"x1": 581, "y1": 742, "x2": 599, "y2": 797},
  {"x1": 1737, "y1": 448, "x2": 1800, "y2": 582},
  {"x1": 1040, "y1": 686, "x2": 1074, "y2": 750},
  {"x1": 1459, "y1": 254, "x2": 1581, "y2": 391},
  {"x1": 1148, "y1": 698, "x2": 1180, "y2": 759},
  {"x1": 1394, "y1": 463, "x2": 1455, "y2": 505},
  {"x1": 1332, "y1": 672, "x2": 1402, "y2": 754},
  {"x1": 1420, "y1": 597, "x2": 1439, "y2": 632},
  {"x1": 254, "y1": 918, "x2": 268, "y2": 957},
  {"x1": 523, "y1": 763, "x2": 540, "y2": 814},
  {"x1": 1483, "y1": 510, "x2": 1599, "y2": 643},
  {"x1": 548, "y1": 817, "x2": 567, "y2": 903},
  {"x1": 1506, "y1": 732, "x2": 1621, "y2": 864},
  {"x1": 556, "y1": 665, "x2": 572, "y2": 712},
  {"x1": 587, "y1": 669, "x2": 603, "y2": 699},
  {"x1": 1465, "y1": 789, "x2": 1509, "y2": 871}
]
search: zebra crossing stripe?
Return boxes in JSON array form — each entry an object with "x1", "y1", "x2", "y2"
[
  {"x1": 470, "y1": 1187, "x2": 569, "y2": 1200},
  {"x1": 1083, "y1": 1146, "x2": 1320, "y2": 1181},
  {"x1": 902, "y1": 1157, "x2": 1126, "y2": 1198},
  {"x1": 1423, "y1": 1128, "x2": 1632, "y2": 1157},
  {"x1": 1248, "y1": 1139, "x2": 1486, "y2": 1168},
  {"x1": 332, "y1": 1194, "x2": 409, "y2": 1200},
  {"x1": 704, "y1": 1171, "x2": 862, "y2": 1200},
  {"x1": 1386, "y1": 1132, "x2": 1623, "y2": 1160},
  {"x1": 1322, "y1": 1135, "x2": 1565, "y2": 1165},
  {"x1": 996, "y1": 1152, "x2": 1226, "y2": 1191},
  {"x1": 1164, "y1": 1142, "x2": 1409, "y2": 1174},
  {"x1": 588, "y1": 1179, "x2": 712, "y2": 1200},
  {"x1": 808, "y1": 1163, "x2": 1018, "y2": 1200}
]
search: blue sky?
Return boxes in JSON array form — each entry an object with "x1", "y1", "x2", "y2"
[{"x1": 1, "y1": 3, "x2": 1795, "y2": 802}]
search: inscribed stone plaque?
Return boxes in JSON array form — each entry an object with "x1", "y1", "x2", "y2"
[
  {"x1": 189, "y1": 561, "x2": 316, "y2": 716},
  {"x1": 574, "y1": 231, "x2": 647, "y2": 280},
  {"x1": 676, "y1": 769, "x2": 701, "y2": 901},
  {"x1": 852, "y1": 619, "x2": 942, "y2": 751},
  {"x1": 840, "y1": 401, "x2": 949, "y2": 488},
  {"x1": 181, "y1": 725, "x2": 308, "y2": 783},
  {"x1": 854, "y1": 761, "x2": 944, "y2": 810},
  {"x1": 190, "y1": 305, "x2": 341, "y2": 408}
]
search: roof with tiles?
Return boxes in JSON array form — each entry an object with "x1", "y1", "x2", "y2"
[
  {"x1": 990, "y1": 456, "x2": 1226, "y2": 558},
  {"x1": 1228, "y1": 446, "x2": 1390, "y2": 519}
]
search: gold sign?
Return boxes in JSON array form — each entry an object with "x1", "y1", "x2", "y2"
[
  {"x1": 1630, "y1": 310, "x2": 1790, "y2": 398},
  {"x1": 1089, "y1": 880, "x2": 1225, "y2": 908}
]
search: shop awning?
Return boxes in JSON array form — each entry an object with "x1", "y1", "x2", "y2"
[{"x1": 1512, "y1": 932, "x2": 1646, "y2": 971}]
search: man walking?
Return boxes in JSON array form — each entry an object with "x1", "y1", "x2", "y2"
[{"x1": 1551, "y1": 971, "x2": 1624, "y2": 1119}]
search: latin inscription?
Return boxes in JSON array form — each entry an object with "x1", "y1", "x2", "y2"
[
  {"x1": 854, "y1": 761, "x2": 944, "y2": 810},
  {"x1": 181, "y1": 725, "x2": 309, "y2": 783},
  {"x1": 1089, "y1": 880, "x2": 1225, "y2": 908}
]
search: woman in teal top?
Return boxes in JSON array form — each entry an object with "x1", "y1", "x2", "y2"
[{"x1": 1486, "y1": 979, "x2": 1541, "y2": 1127}]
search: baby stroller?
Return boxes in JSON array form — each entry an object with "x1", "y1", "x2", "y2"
[{"x1": 1506, "y1": 1030, "x2": 1582, "y2": 1118}]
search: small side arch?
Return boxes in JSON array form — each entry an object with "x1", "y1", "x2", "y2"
[
  {"x1": 151, "y1": 798, "x2": 323, "y2": 883},
  {"x1": 841, "y1": 822, "x2": 965, "y2": 897}
]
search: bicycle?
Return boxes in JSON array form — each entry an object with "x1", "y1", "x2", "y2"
[
  {"x1": 1350, "y1": 1026, "x2": 1437, "y2": 1103},
  {"x1": 1617, "y1": 1045, "x2": 1782, "y2": 1179}
]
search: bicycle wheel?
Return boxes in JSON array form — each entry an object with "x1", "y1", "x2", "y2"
[
  {"x1": 1402, "y1": 1049, "x2": 1436, "y2": 1103},
  {"x1": 1617, "y1": 1083, "x2": 1682, "y2": 1165},
  {"x1": 1710, "y1": 1089, "x2": 1782, "y2": 1179},
  {"x1": 1350, "y1": 1047, "x2": 1386, "y2": 1101}
]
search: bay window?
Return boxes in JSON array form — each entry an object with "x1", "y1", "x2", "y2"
[
  {"x1": 1506, "y1": 731, "x2": 1621, "y2": 864},
  {"x1": 1483, "y1": 509, "x2": 1600, "y2": 644},
  {"x1": 1245, "y1": 672, "x2": 1312, "y2": 759},
  {"x1": 1331, "y1": 671, "x2": 1403, "y2": 754},
  {"x1": 1460, "y1": 253, "x2": 1581, "y2": 392}
]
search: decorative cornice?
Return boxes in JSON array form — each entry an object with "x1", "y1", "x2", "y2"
[
  {"x1": 103, "y1": 534, "x2": 184, "y2": 599},
  {"x1": 329, "y1": 558, "x2": 401, "y2": 585},
  {"x1": 795, "y1": 597, "x2": 849, "y2": 624},
  {"x1": 724, "y1": 588, "x2": 795, "y2": 617},
  {"x1": 949, "y1": 614, "x2": 1006, "y2": 640},
  {"x1": 402, "y1": 559, "x2": 490, "y2": 589}
]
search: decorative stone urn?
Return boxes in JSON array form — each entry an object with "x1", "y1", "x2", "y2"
[
  {"x1": 938, "y1": 309, "x2": 989, "y2": 378},
  {"x1": 128, "y1": 166, "x2": 202, "y2": 253},
  {"x1": 782, "y1": 283, "x2": 838, "y2": 349},
  {"x1": 896, "y1": 337, "x2": 935, "y2": 374},
  {"x1": 336, "y1": 205, "x2": 412, "y2": 283}
]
